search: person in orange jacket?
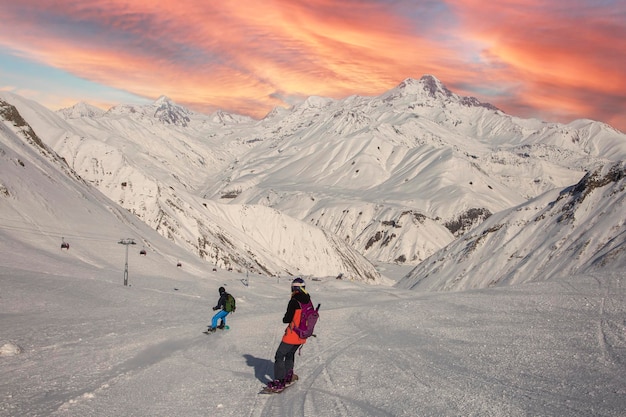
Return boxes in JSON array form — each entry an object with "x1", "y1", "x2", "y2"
[{"x1": 266, "y1": 277, "x2": 311, "y2": 391}]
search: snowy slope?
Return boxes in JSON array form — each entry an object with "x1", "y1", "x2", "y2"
[
  {"x1": 1, "y1": 121, "x2": 624, "y2": 414},
  {"x1": 0, "y1": 96, "x2": 213, "y2": 278},
  {"x1": 1, "y1": 225, "x2": 624, "y2": 416},
  {"x1": 397, "y1": 161, "x2": 626, "y2": 291},
  {"x1": 1, "y1": 78, "x2": 625, "y2": 417},
  {"x1": 0, "y1": 93, "x2": 382, "y2": 282}
]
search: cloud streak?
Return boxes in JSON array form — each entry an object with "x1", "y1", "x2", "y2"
[
  {"x1": 0, "y1": 0, "x2": 624, "y2": 131},
  {"x1": 446, "y1": 0, "x2": 626, "y2": 128}
]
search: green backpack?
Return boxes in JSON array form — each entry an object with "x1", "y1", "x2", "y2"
[{"x1": 224, "y1": 293, "x2": 236, "y2": 313}]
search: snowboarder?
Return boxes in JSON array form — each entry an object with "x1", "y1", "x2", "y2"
[
  {"x1": 266, "y1": 277, "x2": 311, "y2": 392},
  {"x1": 207, "y1": 287, "x2": 232, "y2": 332}
]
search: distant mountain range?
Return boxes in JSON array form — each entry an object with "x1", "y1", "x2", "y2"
[{"x1": 1, "y1": 74, "x2": 625, "y2": 287}]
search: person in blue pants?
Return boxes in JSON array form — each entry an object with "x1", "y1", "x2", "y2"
[{"x1": 207, "y1": 287, "x2": 230, "y2": 332}]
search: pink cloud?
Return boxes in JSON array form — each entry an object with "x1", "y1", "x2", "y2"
[
  {"x1": 445, "y1": 0, "x2": 626, "y2": 128},
  {"x1": 0, "y1": 0, "x2": 624, "y2": 130},
  {"x1": 1, "y1": 1, "x2": 453, "y2": 94}
]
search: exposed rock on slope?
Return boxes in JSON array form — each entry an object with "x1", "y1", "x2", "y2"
[{"x1": 397, "y1": 161, "x2": 626, "y2": 291}]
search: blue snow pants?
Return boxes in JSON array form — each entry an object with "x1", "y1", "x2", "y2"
[{"x1": 211, "y1": 310, "x2": 229, "y2": 329}]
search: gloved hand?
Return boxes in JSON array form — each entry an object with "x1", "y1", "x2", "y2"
[{"x1": 212, "y1": 307, "x2": 218, "y2": 311}]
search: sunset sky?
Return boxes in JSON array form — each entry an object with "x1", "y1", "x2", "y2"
[{"x1": 1, "y1": 0, "x2": 625, "y2": 132}]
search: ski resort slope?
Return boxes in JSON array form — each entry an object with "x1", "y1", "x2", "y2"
[
  {"x1": 1, "y1": 260, "x2": 624, "y2": 417},
  {"x1": 1, "y1": 83, "x2": 625, "y2": 416}
]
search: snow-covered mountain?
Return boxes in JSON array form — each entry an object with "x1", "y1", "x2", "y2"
[
  {"x1": 0, "y1": 96, "x2": 198, "y2": 277},
  {"x1": 57, "y1": 101, "x2": 105, "y2": 119},
  {"x1": 2, "y1": 79, "x2": 625, "y2": 417},
  {"x1": 2, "y1": 74, "x2": 626, "y2": 285},
  {"x1": 397, "y1": 161, "x2": 626, "y2": 291},
  {"x1": 0, "y1": 94, "x2": 381, "y2": 283}
]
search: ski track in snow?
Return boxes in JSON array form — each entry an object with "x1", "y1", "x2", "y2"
[
  {"x1": 260, "y1": 331, "x2": 381, "y2": 417},
  {"x1": 1, "y1": 259, "x2": 625, "y2": 417},
  {"x1": 594, "y1": 272, "x2": 624, "y2": 366}
]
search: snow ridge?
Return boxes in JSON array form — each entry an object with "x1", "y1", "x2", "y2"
[
  {"x1": 398, "y1": 161, "x2": 626, "y2": 290},
  {"x1": 2, "y1": 73, "x2": 626, "y2": 286}
]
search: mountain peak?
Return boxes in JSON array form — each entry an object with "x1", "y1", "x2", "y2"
[
  {"x1": 153, "y1": 96, "x2": 191, "y2": 127},
  {"x1": 389, "y1": 75, "x2": 499, "y2": 111},
  {"x1": 209, "y1": 109, "x2": 254, "y2": 125},
  {"x1": 393, "y1": 75, "x2": 454, "y2": 99},
  {"x1": 57, "y1": 102, "x2": 105, "y2": 119},
  {"x1": 418, "y1": 74, "x2": 454, "y2": 98},
  {"x1": 154, "y1": 95, "x2": 173, "y2": 105}
]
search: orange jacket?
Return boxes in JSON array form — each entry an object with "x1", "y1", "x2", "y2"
[{"x1": 282, "y1": 305, "x2": 307, "y2": 345}]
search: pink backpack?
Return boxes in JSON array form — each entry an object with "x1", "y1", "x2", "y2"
[{"x1": 293, "y1": 302, "x2": 320, "y2": 339}]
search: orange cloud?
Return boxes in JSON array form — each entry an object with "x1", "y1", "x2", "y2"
[
  {"x1": 446, "y1": 0, "x2": 626, "y2": 128},
  {"x1": 0, "y1": 0, "x2": 624, "y2": 131},
  {"x1": 0, "y1": 1, "x2": 427, "y2": 115}
]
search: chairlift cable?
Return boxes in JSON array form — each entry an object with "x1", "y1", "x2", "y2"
[{"x1": 0, "y1": 219, "x2": 145, "y2": 244}]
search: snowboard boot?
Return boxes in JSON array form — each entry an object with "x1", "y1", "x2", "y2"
[
  {"x1": 206, "y1": 327, "x2": 216, "y2": 333},
  {"x1": 267, "y1": 379, "x2": 286, "y2": 392},
  {"x1": 285, "y1": 370, "x2": 298, "y2": 385},
  {"x1": 217, "y1": 322, "x2": 225, "y2": 329}
]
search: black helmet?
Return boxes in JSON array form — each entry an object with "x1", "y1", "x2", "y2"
[
  {"x1": 219, "y1": 286, "x2": 225, "y2": 294},
  {"x1": 291, "y1": 277, "x2": 305, "y2": 292}
]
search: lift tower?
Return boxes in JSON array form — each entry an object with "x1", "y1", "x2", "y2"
[{"x1": 118, "y1": 238, "x2": 136, "y2": 286}]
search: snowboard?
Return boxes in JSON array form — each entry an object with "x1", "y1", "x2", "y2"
[
  {"x1": 203, "y1": 325, "x2": 229, "y2": 334},
  {"x1": 259, "y1": 375, "x2": 298, "y2": 394}
]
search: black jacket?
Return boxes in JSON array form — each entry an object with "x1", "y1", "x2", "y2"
[
  {"x1": 214, "y1": 292, "x2": 228, "y2": 310},
  {"x1": 283, "y1": 291, "x2": 311, "y2": 324}
]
